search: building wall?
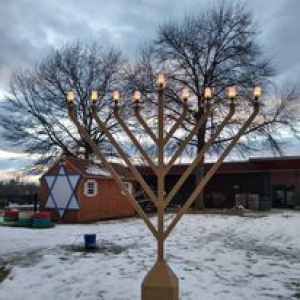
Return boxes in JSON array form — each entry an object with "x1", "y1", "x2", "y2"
[
  {"x1": 296, "y1": 170, "x2": 300, "y2": 198},
  {"x1": 39, "y1": 161, "x2": 135, "y2": 223},
  {"x1": 53, "y1": 210, "x2": 79, "y2": 223},
  {"x1": 270, "y1": 170, "x2": 299, "y2": 186},
  {"x1": 142, "y1": 172, "x2": 269, "y2": 209},
  {"x1": 38, "y1": 162, "x2": 81, "y2": 222},
  {"x1": 270, "y1": 170, "x2": 300, "y2": 208},
  {"x1": 141, "y1": 174, "x2": 196, "y2": 208},
  {"x1": 77, "y1": 179, "x2": 135, "y2": 222},
  {"x1": 40, "y1": 158, "x2": 300, "y2": 215},
  {"x1": 204, "y1": 172, "x2": 269, "y2": 208}
]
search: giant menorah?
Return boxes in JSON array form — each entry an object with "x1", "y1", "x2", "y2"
[{"x1": 66, "y1": 75, "x2": 261, "y2": 300}]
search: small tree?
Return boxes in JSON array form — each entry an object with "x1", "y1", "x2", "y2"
[{"x1": 0, "y1": 43, "x2": 126, "y2": 167}]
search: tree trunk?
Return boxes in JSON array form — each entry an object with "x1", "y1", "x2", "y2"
[
  {"x1": 193, "y1": 167, "x2": 205, "y2": 210},
  {"x1": 84, "y1": 140, "x2": 94, "y2": 160},
  {"x1": 193, "y1": 107, "x2": 206, "y2": 210}
]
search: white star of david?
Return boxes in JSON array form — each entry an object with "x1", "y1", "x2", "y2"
[{"x1": 45, "y1": 164, "x2": 80, "y2": 218}]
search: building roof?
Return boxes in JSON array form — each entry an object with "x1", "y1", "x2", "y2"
[
  {"x1": 137, "y1": 156, "x2": 300, "y2": 176},
  {"x1": 216, "y1": 156, "x2": 300, "y2": 173},
  {"x1": 44, "y1": 157, "x2": 134, "y2": 180},
  {"x1": 44, "y1": 155, "x2": 300, "y2": 180}
]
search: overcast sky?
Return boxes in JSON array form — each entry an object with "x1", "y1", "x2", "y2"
[{"x1": 0, "y1": 0, "x2": 300, "y2": 178}]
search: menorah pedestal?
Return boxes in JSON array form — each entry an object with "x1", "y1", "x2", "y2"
[{"x1": 141, "y1": 260, "x2": 179, "y2": 300}]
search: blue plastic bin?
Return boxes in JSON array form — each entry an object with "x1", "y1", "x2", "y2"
[{"x1": 84, "y1": 234, "x2": 97, "y2": 250}]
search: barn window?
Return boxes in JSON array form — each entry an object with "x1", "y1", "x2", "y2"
[
  {"x1": 123, "y1": 182, "x2": 133, "y2": 195},
  {"x1": 84, "y1": 179, "x2": 98, "y2": 197}
]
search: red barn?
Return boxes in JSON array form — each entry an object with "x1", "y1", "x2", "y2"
[
  {"x1": 39, "y1": 157, "x2": 135, "y2": 223},
  {"x1": 137, "y1": 156, "x2": 300, "y2": 210}
]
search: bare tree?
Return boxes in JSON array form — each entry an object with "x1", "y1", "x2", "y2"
[
  {"x1": 131, "y1": 1, "x2": 300, "y2": 208},
  {"x1": 0, "y1": 43, "x2": 127, "y2": 167}
]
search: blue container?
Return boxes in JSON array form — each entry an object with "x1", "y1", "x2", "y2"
[{"x1": 84, "y1": 234, "x2": 97, "y2": 250}]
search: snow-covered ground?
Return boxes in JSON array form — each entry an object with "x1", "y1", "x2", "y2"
[{"x1": 0, "y1": 211, "x2": 300, "y2": 300}]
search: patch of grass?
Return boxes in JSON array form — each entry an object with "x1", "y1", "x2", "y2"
[
  {"x1": 7, "y1": 249, "x2": 45, "y2": 268},
  {"x1": 62, "y1": 242, "x2": 127, "y2": 255}
]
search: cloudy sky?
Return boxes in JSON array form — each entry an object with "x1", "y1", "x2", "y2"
[{"x1": 0, "y1": 0, "x2": 300, "y2": 180}]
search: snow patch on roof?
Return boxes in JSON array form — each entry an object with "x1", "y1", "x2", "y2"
[{"x1": 85, "y1": 165, "x2": 111, "y2": 176}]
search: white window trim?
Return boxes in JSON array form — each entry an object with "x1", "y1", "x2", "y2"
[
  {"x1": 123, "y1": 182, "x2": 133, "y2": 195},
  {"x1": 84, "y1": 179, "x2": 98, "y2": 197}
]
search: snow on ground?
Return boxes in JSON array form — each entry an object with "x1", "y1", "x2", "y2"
[{"x1": 0, "y1": 211, "x2": 300, "y2": 300}]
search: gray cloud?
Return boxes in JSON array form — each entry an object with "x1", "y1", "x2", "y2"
[
  {"x1": 253, "y1": 0, "x2": 300, "y2": 82},
  {"x1": 0, "y1": 0, "x2": 299, "y2": 175},
  {"x1": 0, "y1": 0, "x2": 299, "y2": 89},
  {"x1": 0, "y1": 0, "x2": 215, "y2": 87},
  {"x1": 0, "y1": 0, "x2": 111, "y2": 87},
  {"x1": 0, "y1": 0, "x2": 299, "y2": 100}
]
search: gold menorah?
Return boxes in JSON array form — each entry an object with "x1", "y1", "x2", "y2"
[{"x1": 67, "y1": 75, "x2": 261, "y2": 300}]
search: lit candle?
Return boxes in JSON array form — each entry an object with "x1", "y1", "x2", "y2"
[
  {"x1": 113, "y1": 90, "x2": 120, "y2": 102},
  {"x1": 227, "y1": 86, "x2": 237, "y2": 100},
  {"x1": 204, "y1": 87, "x2": 212, "y2": 100},
  {"x1": 90, "y1": 91, "x2": 98, "y2": 104},
  {"x1": 253, "y1": 86, "x2": 262, "y2": 100},
  {"x1": 157, "y1": 74, "x2": 164, "y2": 87},
  {"x1": 133, "y1": 90, "x2": 141, "y2": 102},
  {"x1": 182, "y1": 88, "x2": 189, "y2": 102},
  {"x1": 67, "y1": 92, "x2": 74, "y2": 103}
]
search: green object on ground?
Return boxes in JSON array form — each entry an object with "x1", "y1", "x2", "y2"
[
  {"x1": 32, "y1": 218, "x2": 52, "y2": 228},
  {"x1": 17, "y1": 217, "x2": 33, "y2": 227},
  {"x1": 4, "y1": 216, "x2": 18, "y2": 222}
]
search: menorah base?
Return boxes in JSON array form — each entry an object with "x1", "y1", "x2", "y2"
[{"x1": 141, "y1": 260, "x2": 179, "y2": 300}]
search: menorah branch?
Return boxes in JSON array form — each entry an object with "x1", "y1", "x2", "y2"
[
  {"x1": 135, "y1": 105, "x2": 158, "y2": 144},
  {"x1": 67, "y1": 103, "x2": 158, "y2": 238},
  {"x1": 113, "y1": 107, "x2": 158, "y2": 175},
  {"x1": 163, "y1": 103, "x2": 188, "y2": 146},
  {"x1": 165, "y1": 101, "x2": 235, "y2": 207},
  {"x1": 164, "y1": 101, "x2": 259, "y2": 239},
  {"x1": 92, "y1": 106, "x2": 158, "y2": 207},
  {"x1": 164, "y1": 103, "x2": 212, "y2": 175}
]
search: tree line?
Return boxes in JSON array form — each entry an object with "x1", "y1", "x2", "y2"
[{"x1": 0, "y1": 179, "x2": 38, "y2": 207}]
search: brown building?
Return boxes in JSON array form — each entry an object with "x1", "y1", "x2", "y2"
[
  {"x1": 39, "y1": 156, "x2": 300, "y2": 223},
  {"x1": 39, "y1": 157, "x2": 135, "y2": 223},
  {"x1": 138, "y1": 156, "x2": 300, "y2": 210},
  {"x1": 203, "y1": 157, "x2": 300, "y2": 209}
]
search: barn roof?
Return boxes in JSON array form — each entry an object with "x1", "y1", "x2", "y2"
[
  {"x1": 44, "y1": 157, "x2": 134, "y2": 180},
  {"x1": 137, "y1": 156, "x2": 300, "y2": 176},
  {"x1": 43, "y1": 155, "x2": 300, "y2": 180}
]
